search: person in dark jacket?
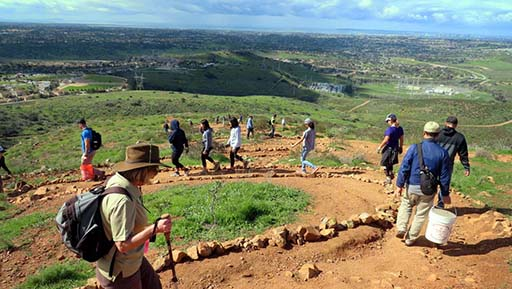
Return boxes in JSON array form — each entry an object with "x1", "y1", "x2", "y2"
[
  {"x1": 436, "y1": 116, "x2": 470, "y2": 207},
  {"x1": 168, "y1": 120, "x2": 189, "y2": 176},
  {"x1": 395, "y1": 121, "x2": 451, "y2": 246},
  {"x1": 0, "y1": 146, "x2": 13, "y2": 193}
]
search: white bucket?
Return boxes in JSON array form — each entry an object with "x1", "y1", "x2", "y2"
[{"x1": 425, "y1": 206, "x2": 457, "y2": 244}]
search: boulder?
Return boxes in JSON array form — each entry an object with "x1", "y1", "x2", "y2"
[
  {"x1": 272, "y1": 226, "x2": 289, "y2": 248},
  {"x1": 375, "y1": 204, "x2": 392, "y2": 212},
  {"x1": 303, "y1": 226, "x2": 321, "y2": 242},
  {"x1": 319, "y1": 217, "x2": 338, "y2": 230},
  {"x1": 298, "y1": 263, "x2": 321, "y2": 281},
  {"x1": 172, "y1": 250, "x2": 188, "y2": 263},
  {"x1": 186, "y1": 245, "x2": 200, "y2": 260},
  {"x1": 287, "y1": 229, "x2": 298, "y2": 244},
  {"x1": 197, "y1": 242, "x2": 212, "y2": 257},
  {"x1": 249, "y1": 235, "x2": 268, "y2": 249},
  {"x1": 359, "y1": 212, "x2": 375, "y2": 225},
  {"x1": 31, "y1": 186, "x2": 50, "y2": 201},
  {"x1": 320, "y1": 228, "x2": 336, "y2": 239},
  {"x1": 296, "y1": 225, "x2": 307, "y2": 237}
]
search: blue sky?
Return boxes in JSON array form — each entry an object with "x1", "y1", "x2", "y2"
[{"x1": 1, "y1": 0, "x2": 511, "y2": 36}]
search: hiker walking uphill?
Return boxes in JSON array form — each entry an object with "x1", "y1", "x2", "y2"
[
  {"x1": 226, "y1": 117, "x2": 249, "y2": 170},
  {"x1": 292, "y1": 118, "x2": 319, "y2": 175},
  {"x1": 77, "y1": 118, "x2": 105, "y2": 181},
  {"x1": 96, "y1": 144, "x2": 172, "y2": 289},
  {"x1": 437, "y1": 116, "x2": 471, "y2": 208},
  {"x1": 200, "y1": 119, "x2": 220, "y2": 174},
  {"x1": 246, "y1": 115, "x2": 254, "y2": 139},
  {"x1": 0, "y1": 146, "x2": 13, "y2": 193},
  {"x1": 377, "y1": 113, "x2": 404, "y2": 185},
  {"x1": 395, "y1": 121, "x2": 451, "y2": 246},
  {"x1": 168, "y1": 119, "x2": 190, "y2": 176}
]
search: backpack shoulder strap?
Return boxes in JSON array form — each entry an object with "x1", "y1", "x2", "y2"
[
  {"x1": 102, "y1": 186, "x2": 132, "y2": 201},
  {"x1": 100, "y1": 186, "x2": 132, "y2": 278},
  {"x1": 417, "y1": 142, "x2": 425, "y2": 170}
]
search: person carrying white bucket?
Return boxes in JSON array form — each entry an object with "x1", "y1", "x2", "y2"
[{"x1": 395, "y1": 121, "x2": 452, "y2": 246}]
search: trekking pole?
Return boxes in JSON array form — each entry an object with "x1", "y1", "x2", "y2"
[{"x1": 160, "y1": 213, "x2": 178, "y2": 289}]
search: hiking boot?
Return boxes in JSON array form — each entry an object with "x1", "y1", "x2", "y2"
[
  {"x1": 200, "y1": 169, "x2": 208, "y2": 175},
  {"x1": 213, "y1": 162, "x2": 221, "y2": 171},
  {"x1": 405, "y1": 239, "x2": 416, "y2": 246},
  {"x1": 243, "y1": 160, "x2": 249, "y2": 169},
  {"x1": 396, "y1": 230, "x2": 406, "y2": 239},
  {"x1": 171, "y1": 172, "x2": 180, "y2": 177}
]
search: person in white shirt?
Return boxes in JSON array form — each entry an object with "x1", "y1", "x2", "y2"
[{"x1": 226, "y1": 117, "x2": 248, "y2": 170}]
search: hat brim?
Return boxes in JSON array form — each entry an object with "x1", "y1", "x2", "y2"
[{"x1": 113, "y1": 161, "x2": 171, "y2": 172}]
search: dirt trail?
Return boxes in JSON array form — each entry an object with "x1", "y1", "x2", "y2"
[
  {"x1": 2, "y1": 138, "x2": 512, "y2": 289},
  {"x1": 347, "y1": 100, "x2": 370, "y2": 113}
]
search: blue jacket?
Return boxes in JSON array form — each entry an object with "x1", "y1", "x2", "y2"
[{"x1": 396, "y1": 139, "x2": 451, "y2": 196}]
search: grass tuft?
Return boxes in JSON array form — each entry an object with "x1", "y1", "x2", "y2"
[
  {"x1": 143, "y1": 181, "x2": 310, "y2": 246},
  {"x1": 16, "y1": 260, "x2": 93, "y2": 289}
]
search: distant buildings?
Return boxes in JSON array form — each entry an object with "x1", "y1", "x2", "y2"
[{"x1": 309, "y1": 82, "x2": 346, "y2": 94}]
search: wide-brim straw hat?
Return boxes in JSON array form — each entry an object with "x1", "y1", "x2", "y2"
[{"x1": 114, "y1": 144, "x2": 171, "y2": 172}]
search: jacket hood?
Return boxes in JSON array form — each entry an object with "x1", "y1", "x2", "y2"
[
  {"x1": 171, "y1": 119, "x2": 180, "y2": 130},
  {"x1": 442, "y1": 127, "x2": 456, "y2": 136}
]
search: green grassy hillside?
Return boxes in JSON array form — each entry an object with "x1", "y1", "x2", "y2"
[{"x1": 0, "y1": 90, "x2": 510, "y2": 174}]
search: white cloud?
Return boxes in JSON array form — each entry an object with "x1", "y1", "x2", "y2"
[
  {"x1": 496, "y1": 12, "x2": 512, "y2": 22},
  {"x1": 380, "y1": 6, "x2": 400, "y2": 18},
  {"x1": 432, "y1": 13, "x2": 447, "y2": 22},
  {"x1": 358, "y1": 0, "x2": 373, "y2": 9}
]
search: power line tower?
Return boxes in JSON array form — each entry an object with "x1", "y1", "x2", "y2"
[{"x1": 134, "y1": 71, "x2": 144, "y2": 90}]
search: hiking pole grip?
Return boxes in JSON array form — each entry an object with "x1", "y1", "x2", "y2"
[{"x1": 160, "y1": 214, "x2": 178, "y2": 286}]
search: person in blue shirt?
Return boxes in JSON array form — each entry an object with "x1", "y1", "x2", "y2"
[
  {"x1": 395, "y1": 121, "x2": 451, "y2": 246},
  {"x1": 77, "y1": 118, "x2": 104, "y2": 181},
  {"x1": 377, "y1": 113, "x2": 404, "y2": 185}
]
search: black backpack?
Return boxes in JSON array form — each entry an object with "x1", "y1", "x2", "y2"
[
  {"x1": 55, "y1": 186, "x2": 131, "y2": 275},
  {"x1": 89, "y1": 128, "x2": 102, "y2": 150},
  {"x1": 417, "y1": 143, "x2": 438, "y2": 195}
]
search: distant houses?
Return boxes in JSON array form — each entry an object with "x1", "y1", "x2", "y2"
[{"x1": 309, "y1": 82, "x2": 346, "y2": 94}]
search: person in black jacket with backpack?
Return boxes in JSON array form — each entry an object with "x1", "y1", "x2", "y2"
[
  {"x1": 168, "y1": 119, "x2": 190, "y2": 176},
  {"x1": 436, "y1": 116, "x2": 470, "y2": 207}
]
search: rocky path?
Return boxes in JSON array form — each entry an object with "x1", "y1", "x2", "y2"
[{"x1": 1, "y1": 139, "x2": 512, "y2": 289}]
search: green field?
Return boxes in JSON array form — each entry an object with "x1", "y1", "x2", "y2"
[
  {"x1": 123, "y1": 51, "x2": 340, "y2": 102},
  {"x1": 63, "y1": 83, "x2": 121, "y2": 92}
]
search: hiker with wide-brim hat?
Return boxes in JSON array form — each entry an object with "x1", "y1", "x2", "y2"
[
  {"x1": 96, "y1": 144, "x2": 171, "y2": 289},
  {"x1": 0, "y1": 145, "x2": 13, "y2": 193}
]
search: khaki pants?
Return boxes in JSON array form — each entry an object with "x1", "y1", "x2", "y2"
[{"x1": 396, "y1": 190, "x2": 434, "y2": 240}]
